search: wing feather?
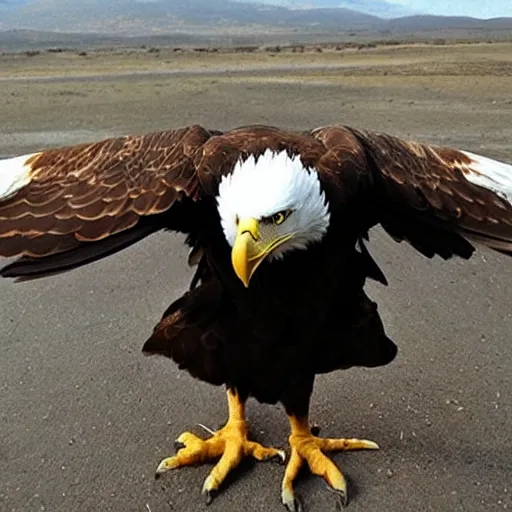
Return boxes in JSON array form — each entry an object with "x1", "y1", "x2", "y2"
[
  {"x1": 312, "y1": 125, "x2": 512, "y2": 258},
  {"x1": 351, "y1": 127, "x2": 512, "y2": 257},
  {"x1": 0, "y1": 125, "x2": 215, "y2": 263}
]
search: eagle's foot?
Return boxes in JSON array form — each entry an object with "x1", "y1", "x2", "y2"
[
  {"x1": 281, "y1": 416, "x2": 379, "y2": 511},
  {"x1": 155, "y1": 389, "x2": 285, "y2": 504}
]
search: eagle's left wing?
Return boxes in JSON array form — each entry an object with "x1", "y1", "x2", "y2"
[{"x1": 312, "y1": 125, "x2": 512, "y2": 260}]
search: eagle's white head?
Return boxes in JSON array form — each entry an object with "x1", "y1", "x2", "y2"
[{"x1": 216, "y1": 149, "x2": 331, "y2": 287}]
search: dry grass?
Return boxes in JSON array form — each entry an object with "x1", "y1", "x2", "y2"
[
  {"x1": 0, "y1": 41, "x2": 511, "y2": 79},
  {"x1": 0, "y1": 40, "x2": 510, "y2": 160}
]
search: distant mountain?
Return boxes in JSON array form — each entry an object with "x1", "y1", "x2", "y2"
[
  {"x1": 317, "y1": 1, "x2": 415, "y2": 18},
  {"x1": 387, "y1": 14, "x2": 512, "y2": 31},
  {"x1": 249, "y1": 0, "x2": 416, "y2": 18},
  {"x1": 0, "y1": 0, "x2": 511, "y2": 35},
  {"x1": 0, "y1": 0, "x2": 383, "y2": 33}
]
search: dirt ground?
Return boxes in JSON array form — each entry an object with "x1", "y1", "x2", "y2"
[
  {"x1": 0, "y1": 42, "x2": 511, "y2": 512},
  {"x1": 1, "y1": 41, "x2": 511, "y2": 156}
]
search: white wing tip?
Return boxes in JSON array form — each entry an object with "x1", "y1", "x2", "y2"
[
  {"x1": 461, "y1": 150, "x2": 512, "y2": 207},
  {"x1": 0, "y1": 152, "x2": 40, "y2": 200}
]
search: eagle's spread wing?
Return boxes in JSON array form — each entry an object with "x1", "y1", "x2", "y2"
[
  {"x1": 312, "y1": 125, "x2": 512, "y2": 260},
  {"x1": 1, "y1": 123, "x2": 511, "y2": 279},
  {"x1": 0, "y1": 125, "x2": 219, "y2": 279}
]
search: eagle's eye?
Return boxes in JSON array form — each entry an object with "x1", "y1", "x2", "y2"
[{"x1": 271, "y1": 210, "x2": 290, "y2": 225}]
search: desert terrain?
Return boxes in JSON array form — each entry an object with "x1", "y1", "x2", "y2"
[{"x1": 0, "y1": 41, "x2": 511, "y2": 512}]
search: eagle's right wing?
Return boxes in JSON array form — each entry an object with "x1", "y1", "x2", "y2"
[{"x1": 0, "y1": 125, "x2": 219, "y2": 280}]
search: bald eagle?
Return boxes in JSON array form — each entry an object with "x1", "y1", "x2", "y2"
[{"x1": 0, "y1": 124, "x2": 511, "y2": 510}]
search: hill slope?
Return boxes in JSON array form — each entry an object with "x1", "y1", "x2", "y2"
[
  {"x1": 0, "y1": 0, "x2": 511, "y2": 34},
  {"x1": 0, "y1": 0, "x2": 383, "y2": 33}
]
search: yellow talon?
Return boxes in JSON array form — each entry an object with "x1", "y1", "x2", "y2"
[
  {"x1": 154, "y1": 389, "x2": 285, "y2": 502},
  {"x1": 281, "y1": 416, "x2": 379, "y2": 511}
]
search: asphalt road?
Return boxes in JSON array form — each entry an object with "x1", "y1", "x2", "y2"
[{"x1": 0, "y1": 62, "x2": 511, "y2": 512}]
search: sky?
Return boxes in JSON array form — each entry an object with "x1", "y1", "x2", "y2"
[{"x1": 386, "y1": 0, "x2": 512, "y2": 18}]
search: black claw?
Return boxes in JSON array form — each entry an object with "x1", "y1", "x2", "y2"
[
  {"x1": 334, "y1": 489, "x2": 349, "y2": 510},
  {"x1": 283, "y1": 495, "x2": 302, "y2": 512},
  {"x1": 269, "y1": 453, "x2": 286, "y2": 465},
  {"x1": 174, "y1": 440, "x2": 186, "y2": 453},
  {"x1": 310, "y1": 425, "x2": 321, "y2": 436},
  {"x1": 204, "y1": 489, "x2": 218, "y2": 505}
]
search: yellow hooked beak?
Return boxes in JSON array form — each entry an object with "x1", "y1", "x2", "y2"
[{"x1": 231, "y1": 217, "x2": 292, "y2": 288}]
